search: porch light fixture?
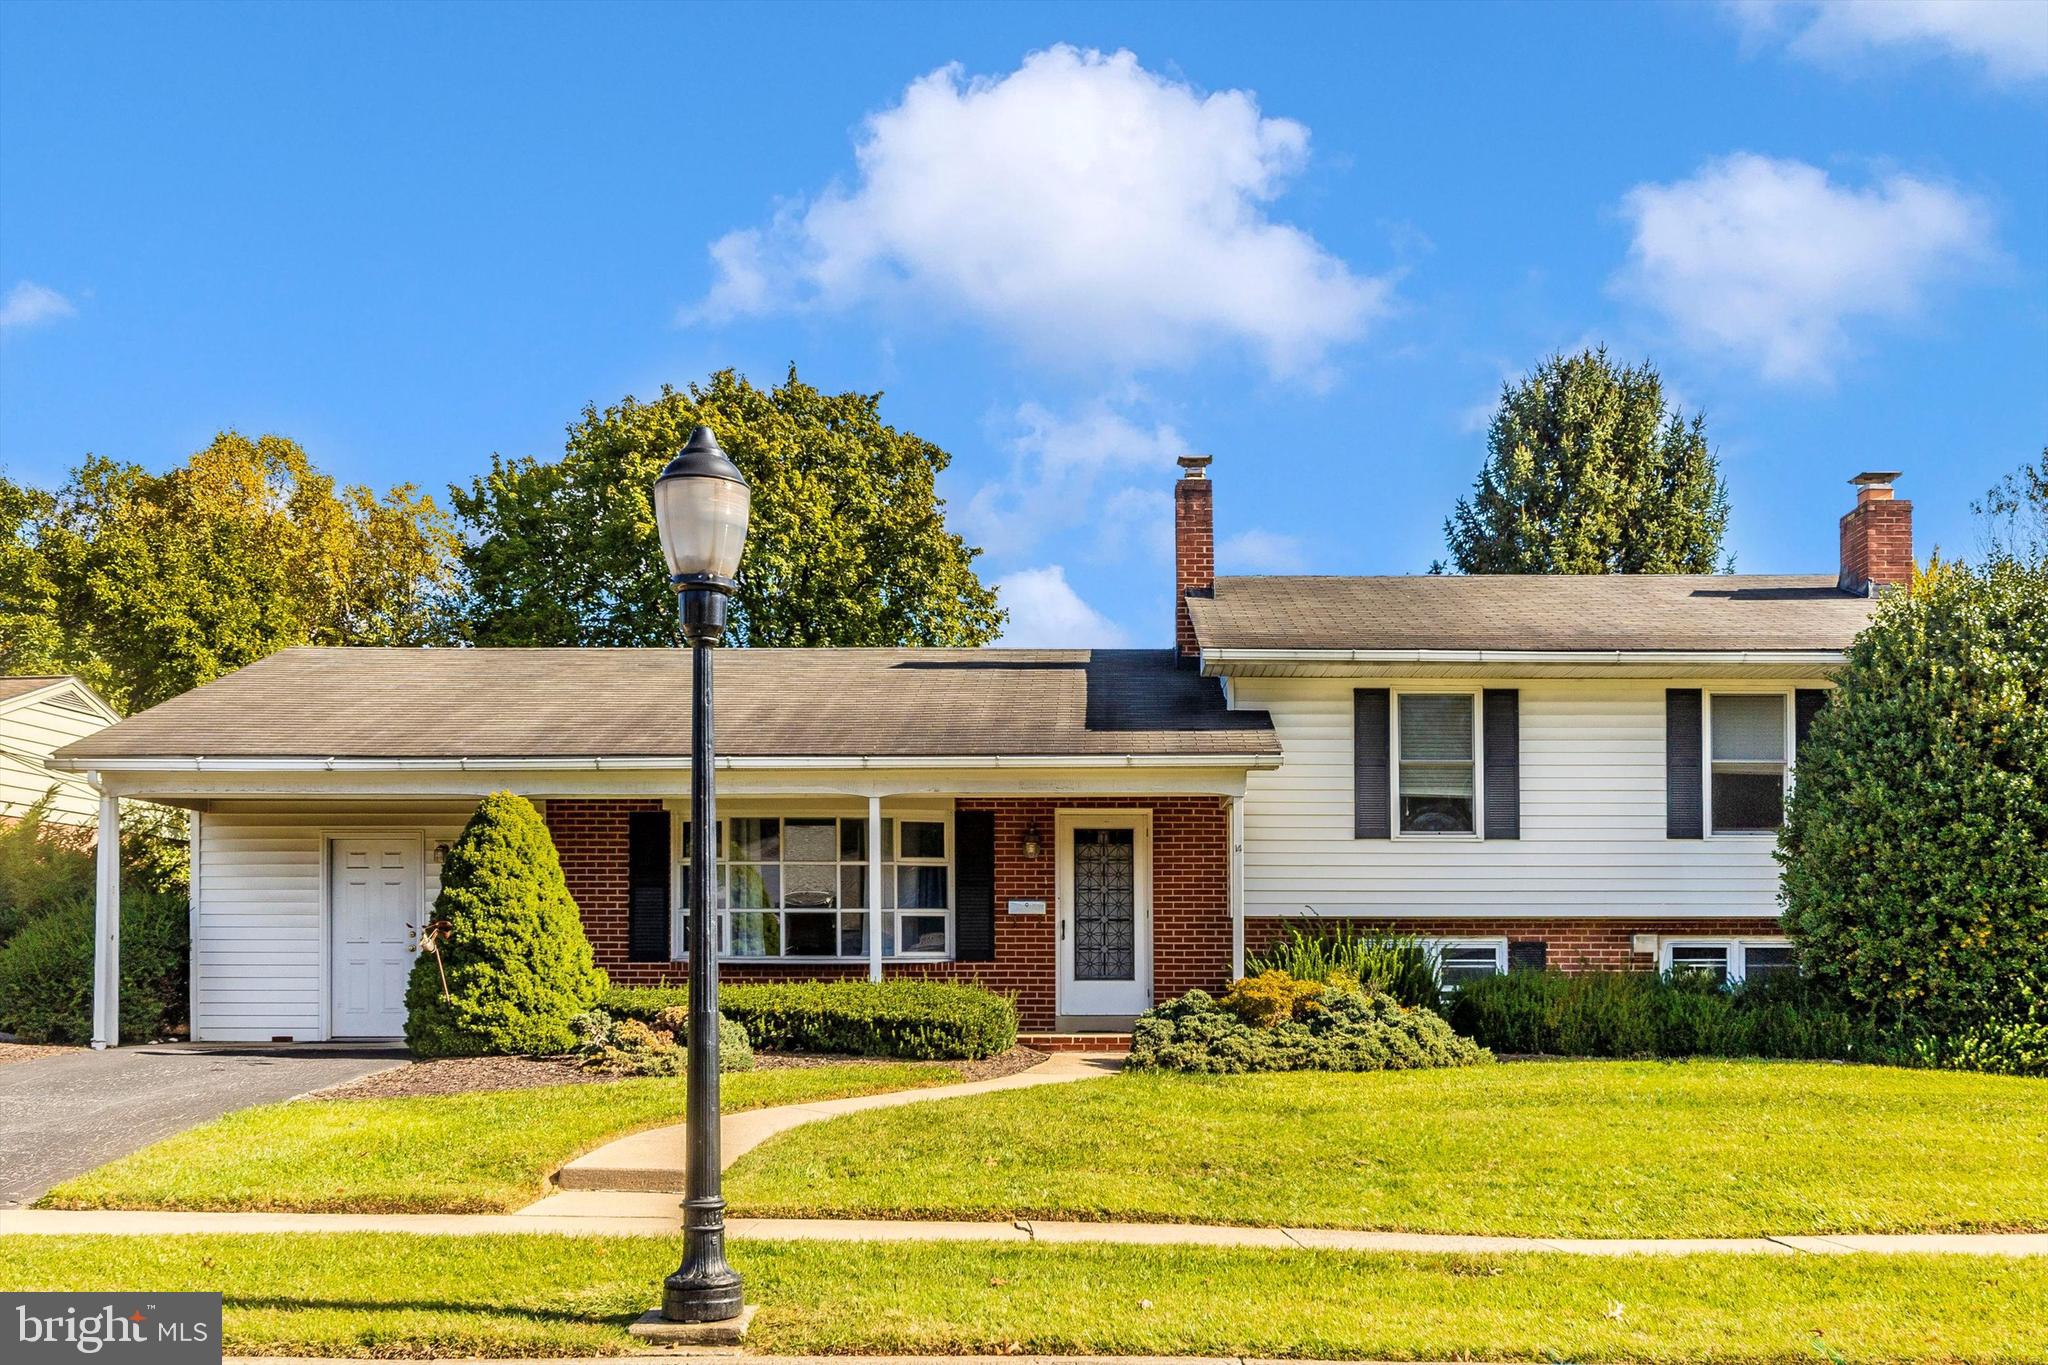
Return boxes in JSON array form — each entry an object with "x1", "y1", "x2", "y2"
[
  {"x1": 1021, "y1": 824, "x2": 1042, "y2": 859},
  {"x1": 650, "y1": 425, "x2": 751, "y2": 1326}
]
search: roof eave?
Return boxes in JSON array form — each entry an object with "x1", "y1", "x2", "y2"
[
  {"x1": 51, "y1": 750, "x2": 1284, "y2": 775},
  {"x1": 1199, "y1": 647, "x2": 1848, "y2": 679}
]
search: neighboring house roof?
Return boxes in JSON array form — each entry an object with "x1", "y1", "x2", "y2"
[
  {"x1": 53, "y1": 646, "x2": 1280, "y2": 765},
  {"x1": 1187, "y1": 575, "x2": 1879, "y2": 655}
]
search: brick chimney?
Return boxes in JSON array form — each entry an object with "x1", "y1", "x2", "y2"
[
  {"x1": 1174, "y1": 455, "x2": 1215, "y2": 661},
  {"x1": 1838, "y1": 471, "x2": 1913, "y2": 594}
]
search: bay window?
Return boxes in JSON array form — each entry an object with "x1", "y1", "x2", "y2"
[{"x1": 706, "y1": 813, "x2": 951, "y2": 960}]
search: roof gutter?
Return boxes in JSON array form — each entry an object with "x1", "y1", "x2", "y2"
[
  {"x1": 51, "y1": 751, "x2": 1283, "y2": 775},
  {"x1": 1199, "y1": 647, "x2": 1847, "y2": 676}
]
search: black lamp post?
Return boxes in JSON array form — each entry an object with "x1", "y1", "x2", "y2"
[{"x1": 651, "y1": 425, "x2": 751, "y2": 1324}]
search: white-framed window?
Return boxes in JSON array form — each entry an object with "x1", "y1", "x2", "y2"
[
  {"x1": 1706, "y1": 692, "x2": 1792, "y2": 835},
  {"x1": 1660, "y1": 938, "x2": 1796, "y2": 986},
  {"x1": 693, "y1": 814, "x2": 953, "y2": 961},
  {"x1": 1431, "y1": 937, "x2": 1507, "y2": 987},
  {"x1": 1394, "y1": 689, "x2": 1483, "y2": 837}
]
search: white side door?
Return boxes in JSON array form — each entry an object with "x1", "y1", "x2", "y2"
[
  {"x1": 1055, "y1": 811, "x2": 1152, "y2": 1018},
  {"x1": 330, "y1": 836, "x2": 421, "y2": 1038}
]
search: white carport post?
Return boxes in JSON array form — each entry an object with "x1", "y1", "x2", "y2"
[
  {"x1": 91, "y1": 789, "x2": 121, "y2": 1049},
  {"x1": 866, "y1": 795, "x2": 884, "y2": 983}
]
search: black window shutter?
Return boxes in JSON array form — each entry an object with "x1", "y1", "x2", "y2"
[
  {"x1": 1666, "y1": 689, "x2": 1704, "y2": 840},
  {"x1": 1482, "y1": 689, "x2": 1520, "y2": 840},
  {"x1": 953, "y1": 809, "x2": 996, "y2": 962},
  {"x1": 1508, "y1": 939, "x2": 1548, "y2": 972},
  {"x1": 1354, "y1": 688, "x2": 1391, "y2": 839},
  {"x1": 626, "y1": 810, "x2": 671, "y2": 962},
  {"x1": 1794, "y1": 689, "x2": 1828, "y2": 754}
]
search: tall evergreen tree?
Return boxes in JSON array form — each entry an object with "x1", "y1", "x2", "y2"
[
  {"x1": 453, "y1": 366, "x2": 1005, "y2": 648},
  {"x1": 1440, "y1": 349, "x2": 1731, "y2": 574}
]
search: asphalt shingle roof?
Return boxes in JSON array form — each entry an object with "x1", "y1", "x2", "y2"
[
  {"x1": 55, "y1": 647, "x2": 1278, "y2": 762},
  {"x1": 1186, "y1": 575, "x2": 1878, "y2": 653}
]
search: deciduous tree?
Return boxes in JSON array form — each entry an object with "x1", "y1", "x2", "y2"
[{"x1": 453, "y1": 367, "x2": 1004, "y2": 647}]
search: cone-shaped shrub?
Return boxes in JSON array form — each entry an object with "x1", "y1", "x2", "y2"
[{"x1": 405, "y1": 791, "x2": 606, "y2": 1056}]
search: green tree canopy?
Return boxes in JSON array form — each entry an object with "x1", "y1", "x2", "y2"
[
  {"x1": 452, "y1": 366, "x2": 1005, "y2": 647},
  {"x1": 1440, "y1": 348, "x2": 1731, "y2": 574},
  {"x1": 8, "y1": 432, "x2": 461, "y2": 712},
  {"x1": 1779, "y1": 558, "x2": 2048, "y2": 1038}
]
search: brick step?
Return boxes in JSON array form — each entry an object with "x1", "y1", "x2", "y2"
[{"x1": 1020, "y1": 1032, "x2": 1131, "y2": 1053}]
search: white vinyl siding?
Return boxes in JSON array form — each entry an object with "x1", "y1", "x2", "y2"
[
  {"x1": 1235, "y1": 676, "x2": 1791, "y2": 920},
  {"x1": 0, "y1": 690, "x2": 116, "y2": 826},
  {"x1": 191, "y1": 801, "x2": 472, "y2": 1042}
]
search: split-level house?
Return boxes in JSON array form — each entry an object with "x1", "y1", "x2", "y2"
[{"x1": 52, "y1": 463, "x2": 1910, "y2": 1047}]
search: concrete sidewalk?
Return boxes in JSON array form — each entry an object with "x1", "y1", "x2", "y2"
[
  {"x1": 8, "y1": 1204, "x2": 2046, "y2": 1256},
  {"x1": 554, "y1": 1050, "x2": 1123, "y2": 1192}
]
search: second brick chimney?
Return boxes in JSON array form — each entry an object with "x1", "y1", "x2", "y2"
[
  {"x1": 1839, "y1": 471, "x2": 1913, "y2": 594},
  {"x1": 1175, "y1": 455, "x2": 1215, "y2": 661}
]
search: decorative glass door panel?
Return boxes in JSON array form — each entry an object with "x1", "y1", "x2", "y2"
[{"x1": 1072, "y1": 829, "x2": 1136, "y2": 981}]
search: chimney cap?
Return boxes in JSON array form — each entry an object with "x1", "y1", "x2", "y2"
[
  {"x1": 1850, "y1": 471, "x2": 1903, "y2": 487},
  {"x1": 1177, "y1": 454, "x2": 1213, "y2": 478}
]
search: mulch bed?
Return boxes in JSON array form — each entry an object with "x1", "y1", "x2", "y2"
[
  {"x1": 0, "y1": 1041, "x2": 77, "y2": 1067},
  {"x1": 304, "y1": 1045, "x2": 1048, "y2": 1100}
]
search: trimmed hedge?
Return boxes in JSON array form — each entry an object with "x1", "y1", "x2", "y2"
[
  {"x1": 1131, "y1": 984, "x2": 1491, "y2": 1074},
  {"x1": 0, "y1": 887, "x2": 188, "y2": 1045},
  {"x1": 602, "y1": 980, "x2": 1017, "y2": 1060},
  {"x1": 1445, "y1": 969, "x2": 1883, "y2": 1061}
]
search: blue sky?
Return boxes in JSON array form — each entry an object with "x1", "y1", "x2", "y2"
[{"x1": 3, "y1": 0, "x2": 2043, "y2": 646}]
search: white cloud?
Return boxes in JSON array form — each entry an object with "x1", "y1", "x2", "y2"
[
  {"x1": 0, "y1": 281, "x2": 76, "y2": 332},
  {"x1": 1726, "y1": 1, "x2": 2048, "y2": 83},
  {"x1": 1219, "y1": 528, "x2": 1308, "y2": 573},
  {"x1": 688, "y1": 45, "x2": 1391, "y2": 379},
  {"x1": 961, "y1": 399, "x2": 1186, "y2": 560},
  {"x1": 1613, "y1": 153, "x2": 1993, "y2": 383},
  {"x1": 993, "y1": 565, "x2": 1131, "y2": 647}
]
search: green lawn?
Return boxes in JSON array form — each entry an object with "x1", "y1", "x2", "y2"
[
  {"x1": 725, "y1": 1060, "x2": 2048, "y2": 1238},
  {"x1": 41, "y1": 1063, "x2": 953, "y2": 1213},
  {"x1": 8, "y1": 1233, "x2": 2045, "y2": 1361}
]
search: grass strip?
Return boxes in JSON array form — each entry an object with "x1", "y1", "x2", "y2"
[
  {"x1": 7, "y1": 1233, "x2": 2045, "y2": 1361},
  {"x1": 40, "y1": 1063, "x2": 953, "y2": 1213},
  {"x1": 726, "y1": 1060, "x2": 2048, "y2": 1238}
]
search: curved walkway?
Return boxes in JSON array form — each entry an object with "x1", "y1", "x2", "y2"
[{"x1": 550, "y1": 1049, "x2": 1124, "y2": 1193}]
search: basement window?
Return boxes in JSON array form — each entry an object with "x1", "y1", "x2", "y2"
[
  {"x1": 1661, "y1": 938, "x2": 1795, "y2": 986},
  {"x1": 1432, "y1": 938, "x2": 1508, "y2": 988}
]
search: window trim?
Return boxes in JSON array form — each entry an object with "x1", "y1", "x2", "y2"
[
  {"x1": 1704, "y1": 689, "x2": 1795, "y2": 838},
  {"x1": 669, "y1": 807, "x2": 956, "y2": 964},
  {"x1": 1390, "y1": 687, "x2": 1486, "y2": 841},
  {"x1": 1657, "y1": 936, "x2": 1794, "y2": 985},
  {"x1": 1429, "y1": 936, "x2": 1508, "y2": 987}
]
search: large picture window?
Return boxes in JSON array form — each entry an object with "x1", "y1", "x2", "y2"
[
  {"x1": 1396, "y1": 692, "x2": 1479, "y2": 835},
  {"x1": 1708, "y1": 694, "x2": 1789, "y2": 834},
  {"x1": 711, "y1": 814, "x2": 951, "y2": 960}
]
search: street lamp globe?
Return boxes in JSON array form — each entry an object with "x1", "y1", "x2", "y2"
[{"x1": 653, "y1": 425, "x2": 751, "y2": 589}]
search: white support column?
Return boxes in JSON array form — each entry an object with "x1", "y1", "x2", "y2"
[
  {"x1": 1228, "y1": 794, "x2": 1245, "y2": 980},
  {"x1": 867, "y1": 795, "x2": 884, "y2": 983},
  {"x1": 187, "y1": 808, "x2": 202, "y2": 1043},
  {"x1": 91, "y1": 790, "x2": 121, "y2": 1049}
]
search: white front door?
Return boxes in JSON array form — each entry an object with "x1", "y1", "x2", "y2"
[
  {"x1": 1056, "y1": 811, "x2": 1152, "y2": 1018},
  {"x1": 330, "y1": 836, "x2": 421, "y2": 1038}
]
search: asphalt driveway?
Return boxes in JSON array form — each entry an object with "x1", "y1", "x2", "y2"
[{"x1": 0, "y1": 1042, "x2": 403, "y2": 1206}]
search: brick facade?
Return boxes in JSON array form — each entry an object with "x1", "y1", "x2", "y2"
[
  {"x1": 1245, "y1": 915, "x2": 1783, "y2": 972},
  {"x1": 544, "y1": 795, "x2": 1232, "y2": 1032}
]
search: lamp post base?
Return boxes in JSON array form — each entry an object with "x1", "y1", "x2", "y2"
[
  {"x1": 631, "y1": 1304, "x2": 757, "y2": 1344},
  {"x1": 660, "y1": 1263, "x2": 746, "y2": 1323}
]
